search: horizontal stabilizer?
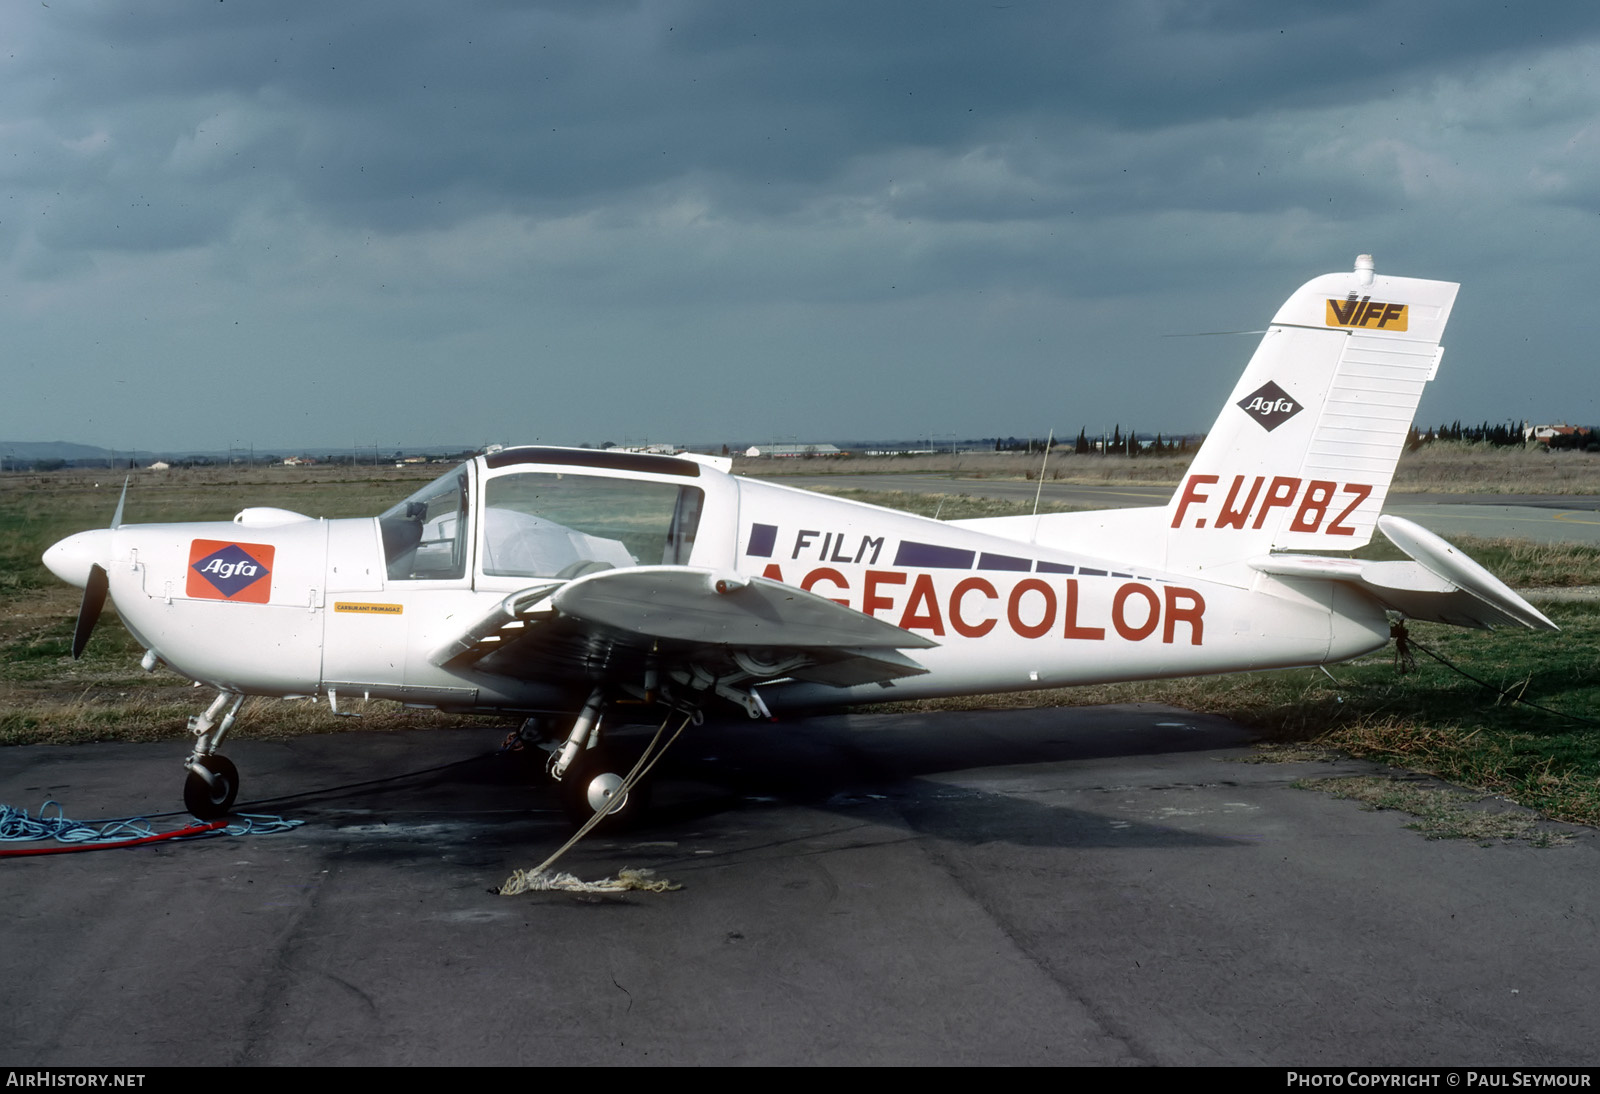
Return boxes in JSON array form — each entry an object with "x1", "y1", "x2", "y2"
[
  {"x1": 1248, "y1": 516, "x2": 1557, "y2": 631},
  {"x1": 1375, "y1": 515, "x2": 1557, "y2": 630}
]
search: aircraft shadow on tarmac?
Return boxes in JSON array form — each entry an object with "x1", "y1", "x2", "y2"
[
  {"x1": 647, "y1": 706, "x2": 1251, "y2": 850},
  {"x1": 231, "y1": 706, "x2": 1252, "y2": 854}
]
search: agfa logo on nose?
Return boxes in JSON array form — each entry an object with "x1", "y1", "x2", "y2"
[
  {"x1": 1235, "y1": 381, "x2": 1302, "y2": 432},
  {"x1": 187, "y1": 540, "x2": 275, "y2": 603}
]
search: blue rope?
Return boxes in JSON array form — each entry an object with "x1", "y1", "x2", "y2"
[{"x1": 0, "y1": 800, "x2": 302, "y2": 847}]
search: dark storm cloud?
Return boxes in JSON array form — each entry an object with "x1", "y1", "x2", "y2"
[
  {"x1": 6, "y1": 1, "x2": 1600, "y2": 450},
  {"x1": 17, "y1": 0, "x2": 1600, "y2": 250}
]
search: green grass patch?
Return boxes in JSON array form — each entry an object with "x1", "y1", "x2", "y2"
[
  {"x1": 805, "y1": 487, "x2": 1082, "y2": 520},
  {"x1": 1294, "y1": 774, "x2": 1570, "y2": 846}
]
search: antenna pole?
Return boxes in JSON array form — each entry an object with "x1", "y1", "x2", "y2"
[{"x1": 1032, "y1": 429, "x2": 1053, "y2": 516}]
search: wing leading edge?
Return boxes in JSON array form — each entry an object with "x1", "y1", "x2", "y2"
[{"x1": 431, "y1": 566, "x2": 936, "y2": 690}]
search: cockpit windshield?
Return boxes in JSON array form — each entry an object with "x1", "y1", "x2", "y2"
[
  {"x1": 481, "y1": 472, "x2": 702, "y2": 579},
  {"x1": 379, "y1": 466, "x2": 470, "y2": 580}
]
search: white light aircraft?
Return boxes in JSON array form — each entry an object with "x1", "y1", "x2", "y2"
[{"x1": 44, "y1": 256, "x2": 1555, "y2": 826}]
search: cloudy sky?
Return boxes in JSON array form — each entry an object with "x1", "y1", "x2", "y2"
[{"x1": 5, "y1": 1, "x2": 1600, "y2": 454}]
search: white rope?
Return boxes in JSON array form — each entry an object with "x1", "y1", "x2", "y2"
[
  {"x1": 498, "y1": 708, "x2": 693, "y2": 896},
  {"x1": 499, "y1": 866, "x2": 679, "y2": 895}
]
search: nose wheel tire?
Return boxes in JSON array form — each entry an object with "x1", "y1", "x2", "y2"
[
  {"x1": 184, "y1": 755, "x2": 240, "y2": 819},
  {"x1": 559, "y1": 748, "x2": 649, "y2": 831}
]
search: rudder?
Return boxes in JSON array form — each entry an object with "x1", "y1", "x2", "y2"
[{"x1": 1164, "y1": 255, "x2": 1458, "y2": 579}]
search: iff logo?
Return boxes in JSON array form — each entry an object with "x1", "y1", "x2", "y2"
[
  {"x1": 1325, "y1": 295, "x2": 1408, "y2": 331},
  {"x1": 187, "y1": 540, "x2": 275, "y2": 603}
]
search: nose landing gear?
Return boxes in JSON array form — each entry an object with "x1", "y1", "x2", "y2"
[
  {"x1": 184, "y1": 754, "x2": 240, "y2": 819},
  {"x1": 183, "y1": 690, "x2": 244, "y2": 819}
]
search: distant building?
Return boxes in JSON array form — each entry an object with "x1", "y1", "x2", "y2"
[
  {"x1": 615, "y1": 444, "x2": 683, "y2": 456},
  {"x1": 1527, "y1": 424, "x2": 1579, "y2": 444},
  {"x1": 744, "y1": 444, "x2": 842, "y2": 458},
  {"x1": 148, "y1": 461, "x2": 171, "y2": 471}
]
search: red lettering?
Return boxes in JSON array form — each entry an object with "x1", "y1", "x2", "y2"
[
  {"x1": 1112, "y1": 583, "x2": 1159, "y2": 641},
  {"x1": 950, "y1": 577, "x2": 998, "y2": 638},
  {"x1": 1171, "y1": 474, "x2": 1218, "y2": 529},
  {"x1": 761, "y1": 563, "x2": 785, "y2": 582},
  {"x1": 1216, "y1": 475, "x2": 1262, "y2": 530},
  {"x1": 1327, "y1": 483, "x2": 1372, "y2": 536},
  {"x1": 1162, "y1": 587, "x2": 1205, "y2": 645},
  {"x1": 1007, "y1": 578, "x2": 1056, "y2": 639},
  {"x1": 1251, "y1": 476, "x2": 1302, "y2": 529},
  {"x1": 898, "y1": 574, "x2": 945, "y2": 635},
  {"x1": 1289, "y1": 480, "x2": 1336, "y2": 533},
  {"x1": 801, "y1": 567, "x2": 849, "y2": 606},
  {"x1": 1061, "y1": 578, "x2": 1105, "y2": 641},
  {"x1": 863, "y1": 570, "x2": 906, "y2": 618}
]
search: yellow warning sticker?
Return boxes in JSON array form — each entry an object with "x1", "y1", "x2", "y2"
[{"x1": 334, "y1": 602, "x2": 403, "y2": 615}]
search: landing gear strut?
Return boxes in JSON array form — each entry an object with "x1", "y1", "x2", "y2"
[
  {"x1": 546, "y1": 687, "x2": 646, "y2": 830},
  {"x1": 183, "y1": 690, "x2": 244, "y2": 819}
]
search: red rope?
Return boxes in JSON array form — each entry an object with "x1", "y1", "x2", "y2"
[{"x1": 0, "y1": 820, "x2": 229, "y2": 857}]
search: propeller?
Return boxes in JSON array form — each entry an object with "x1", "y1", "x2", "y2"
[
  {"x1": 71, "y1": 564, "x2": 108, "y2": 660},
  {"x1": 67, "y1": 476, "x2": 128, "y2": 660}
]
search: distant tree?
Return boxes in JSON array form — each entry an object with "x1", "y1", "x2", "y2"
[{"x1": 1075, "y1": 428, "x2": 1089, "y2": 455}]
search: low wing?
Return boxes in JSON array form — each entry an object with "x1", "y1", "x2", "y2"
[
  {"x1": 432, "y1": 566, "x2": 936, "y2": 699},
  {"x1": 1250, "y1": 515, "x2": 1557, "y2": 631}
]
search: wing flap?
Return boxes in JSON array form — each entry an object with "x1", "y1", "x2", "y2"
[{"x1": 782, "y1": 647, "x2": 929, "y2": 687}]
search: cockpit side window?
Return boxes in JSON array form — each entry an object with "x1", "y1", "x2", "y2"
[
  {"x1": 481, "y1": 473, "x2": 703, "y2": 579},
  {"x1": 379, "y1": 468, "x2": 470, "y2": 580}
]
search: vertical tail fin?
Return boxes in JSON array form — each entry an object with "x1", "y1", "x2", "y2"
[{"x1": 1164, "y1": 256, "x2": 1458, "y2": 578}]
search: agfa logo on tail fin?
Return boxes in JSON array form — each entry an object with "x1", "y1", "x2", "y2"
[{"x1": 1235, "y1": 381, "x2": 1302, "y2": 432}]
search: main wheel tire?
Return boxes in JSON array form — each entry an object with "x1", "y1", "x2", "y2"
[
  {"x1": 184, "y1": 755, "x2": 240, "y2": 819},
  {"x1": 558, "y1": 748, "x2": 650, "y2": 831}
]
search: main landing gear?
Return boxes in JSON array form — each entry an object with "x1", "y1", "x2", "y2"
[
  {"x1": 183, "y1": 690, "x2": 244, "y2": 819},
  {"x1": 541, "y1": 685, "x2": 695, "y2": 831},
  {"x1": 541, "y1": 687, "x2": 639, "y2": 830},
  {"x1": 557, "y1": 744, "x2": 651, "y2": 830}
]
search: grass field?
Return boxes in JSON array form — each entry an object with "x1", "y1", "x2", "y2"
[
  {"x1": 737, "y1": 440, "x2": 1600, "y2": 494},
  {"x1": 4, "y1": 456, "x2": 1599, "y2": 830}
]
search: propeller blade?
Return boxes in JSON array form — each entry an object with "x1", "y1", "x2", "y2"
[{"x1": 71, "y1": 563, "x2": 108, "y2": 660}]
